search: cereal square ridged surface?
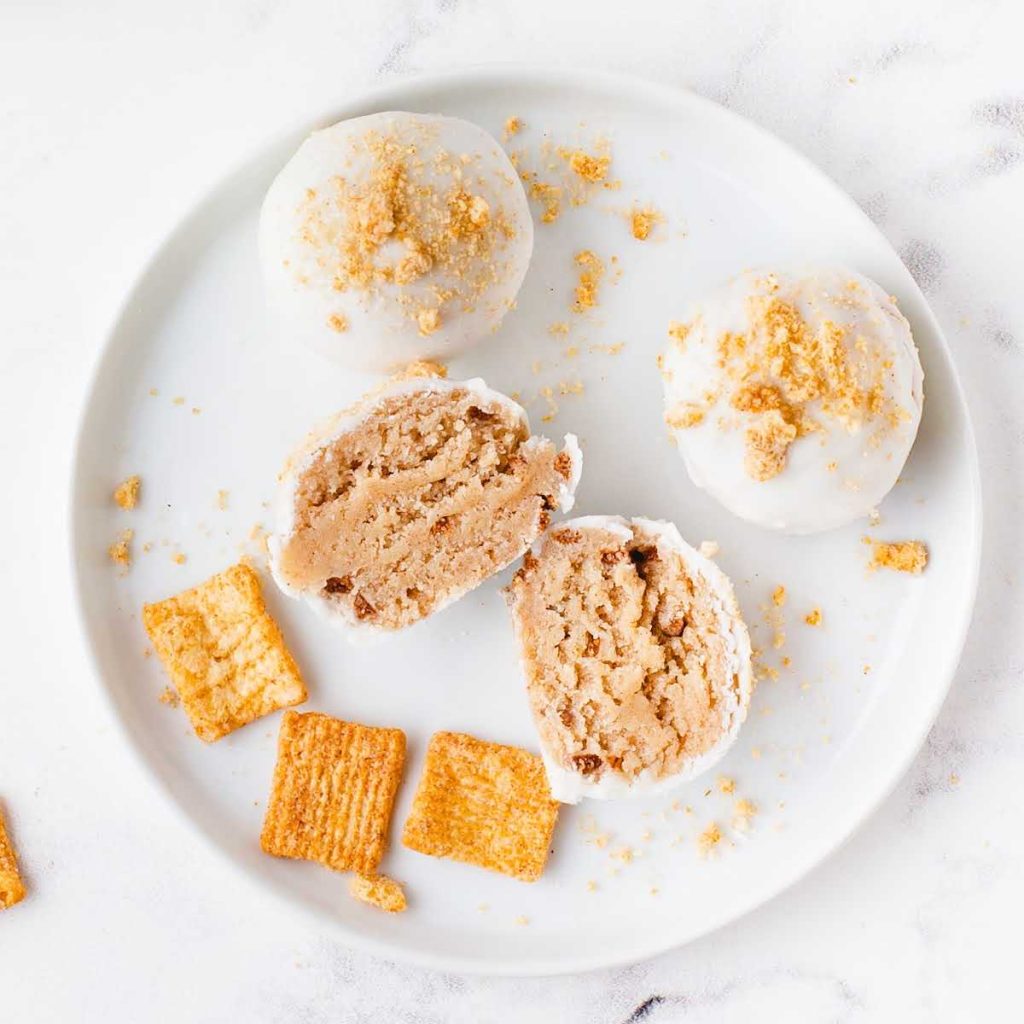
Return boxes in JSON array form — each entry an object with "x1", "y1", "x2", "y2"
[
  {"x1": 261, "y1": 711, "x2": 406, "y2": 875},
  {"x1": 402, "y1": 731, "x2": 560, "y2": 882},
  {"x1": 142, "y1": 563, "x2": 307, "y2": 742},
  {"x1": 0, "y1": 808, "x2": 26, "y2": 910}
]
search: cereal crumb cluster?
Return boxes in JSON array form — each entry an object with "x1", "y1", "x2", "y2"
[
  {"x1": 868, "y1": 539, "x2": 928, "y2": 574},
  {"x1": 349, "y1": 873, "x2": 407, "y2": 913},
  {"x1": 113, "y1": 475, "x2": 141, "y2": 510}
]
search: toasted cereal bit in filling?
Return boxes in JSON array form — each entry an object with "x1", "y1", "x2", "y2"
[
  {"x1": 276, "y1": 386, "x2": 576, "y2": 632},
  {"x1": 294, "y1": 124, "x2": 520, "y2": 333},
  {"x1": 868, "y1": 539, "x2": 928, "y2": 574},
  {"x1": 349, "y1": 874, "x2": 407, "y2": 913},
  {"x1": 507, "y1": 523, "x2": 745, "y2": 788},
  {"x1": 113, "y1": 475, "x2": 141, "y2": 510},
  {"x1": 108, "y1": 528, "x2": 133, "y2": 567},
  {"x1": 572, "y1": 250, "x2": 605, "y2": 313},
  {"x1": 666, "y1": 278, "x2": 908, "y2": 483}
]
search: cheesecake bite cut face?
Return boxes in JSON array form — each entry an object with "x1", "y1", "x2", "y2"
[{"x1": 506, "y1": 516, "x2": 752, "y2": 802}]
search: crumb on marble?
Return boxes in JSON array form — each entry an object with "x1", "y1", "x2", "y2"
[
  {"x1": 867, "y1": 539, "x2": 928, "y2": 574},
  {"x1": 108, "y1": 528, "x2": 133, "y2": 568},
  {"x1": 804, "y1": 607, "x2": 823, "y2": 626}
]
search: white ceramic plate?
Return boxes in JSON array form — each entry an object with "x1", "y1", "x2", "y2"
[{"x1": 71, "y1": 67, "x2": 980, "y2": 975}]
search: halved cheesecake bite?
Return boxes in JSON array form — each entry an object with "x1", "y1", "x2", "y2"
[
  {"x1": 269, "y1": 366, "x2": 581, "y2": 639},
  {"x1": 506, "y1": 516, "x2": 752, "y2": 803}
]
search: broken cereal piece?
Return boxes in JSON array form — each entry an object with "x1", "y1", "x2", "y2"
[
  {"x1": 402, "y1": 731, "x2": 559, "y2": 882},
  {"x1": 572, "y1": 250, "x2": 604, "y2": 314},
  {"x1": 108, "y1": 528, "x2": 133, "y2": 567},
  {"x1": 868, "y1": 540, "x2": 928, "y2": 575},
  {"x1": 261, "y1": 711, "x2": 405, "y2": 875},
  {"x1": 142, "y1": 563, "x2": 307, "y2": 741},
  {"x1": 629, "y1": 205, "x2": 662, "y2": 241},
  {"x1": 804, "y1": 607, "x2": 823, "y2": 626},
  {"x1": 349, "y1": 873, "x2": 407, "y2": 913},
  {"x1": 503, "y1": 116, "x2": 523, "y2": 140},
  {"x1": 113, "y1": 475, "x2": 141, "y2": 510},
  {"x1": 0, "y1": 807, "x2": 26, "y2": 910}
]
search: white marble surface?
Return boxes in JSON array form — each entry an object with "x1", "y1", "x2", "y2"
[{"x1": 2, "y1": 0, "x2": 1022, "y2": 1019}]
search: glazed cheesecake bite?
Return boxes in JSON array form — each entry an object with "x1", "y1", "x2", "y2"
[
  {"x1": 260, "y1": 111, "x2": 533, "y2": 371},
  {"x1": 506, "y1": 516, "x2": 753, "y2": 803},
  {"x1": 269, "y1": 368, "x2": 581, "y2": 638},
  {"x1": 661, "y1": 268, "x2": 924, "y2": 533}
]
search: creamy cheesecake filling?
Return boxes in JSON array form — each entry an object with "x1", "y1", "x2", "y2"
[
  {"x1": 276, "y1": 387, "x2": 576, "y2": 631},
  {"x1": 508, "y1": 522, "x2": 743, "y2": 787}
]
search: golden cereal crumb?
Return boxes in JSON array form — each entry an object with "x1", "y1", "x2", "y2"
[
  {"x1": 171, "y1": 552, "x2": 187, "y2": 565},
  {"x1": 113, "y1": 475, "x2": 141, "y2": 510},
  {"x1": 514, "y1": 915, "x2": 530, "y2": 926},
  {"x1": 665, "y1": 403, "x2": 705, "y2": 429},
  {"x1": 868, "y1": 540, "x2": 928, "y2": 575},
  {"x1": 733, "y1": 799, "x2": 757, "y2": 830},
  {"x1": 503, "y1": 116, "x2": 523, "y2": 140},
  {"x1": 0, "y1": 808, "x2": 26, "y2": 910},
  {"x1": 667, "y1": 321, "x2": 690, "y2": 346},
  {"x1": 566, "y1": 345, "x2": 580, "y2": 358},
  {"x1": 148, "y1": 388, "x2": 159, "y2": 397},
  {"x1": 590, "y1": 341, "x2": 625, "y2": 355},
  {"x1": 572, "y1": 249, "x2": 604, "y2": 314},
  {"x1": 548, "y1": 321, "x2": 570, "y2": 337},
  {"x1": 417, "y1": 307, "x2": 442, "y2": 336},
  {"x1": 158, "y1": 686, "x2": 180, "y2": 708},
  {"x1": 611, "y1": 847, "x2": 635, "y2": 864},
  {"x1": 698, "y1": 822, "x2": 722, "y2": 855},
  {"x1": 172, "y1": 396, "x2": 185, "y2": 406},
  {"x1": 629, "y1": 205, "x2": 663, "y2": 241},
  {"x1": 349, "y1": 874, "x2": 407, "y2": 914},
  {"x1": 327, "y1": 313, "x2": 349, "y2": 333},
  {"x1": 771, "y1": 585, "x2": 787, "y2": 607},
  {"x1": 717, "y1": 776, "x2": 736, "y2": 795},
  {"x1": 745, "y1": 410, "x2": 798, "y2": 481},
  {"x1": 586, "y1": 880, "x2": 598, "y2": 892},
  {"x1": 143, "y1": 563, "x2": 307, "y2": 741},
  {"x1": 216, "y1": 489, "x2": 229, "y2": 511},
  {"x1": 529, "y1": 180, "x2": 562, "y2": 223},
  {"x1": 559, "y1": 147, "x2": 610, "y2": 184},
  {"x1": 949, "y1": 772, "x2": 960, "y2": 786},
  {"x1": 804, "y1": 607, "x2": 823, "y2": 626},
  {"x1": 191, "y1": 407, "x2": 202, "y2": 416},
  {"x1": 108, "y1": 528, "x2": 133, "y2": 567}
]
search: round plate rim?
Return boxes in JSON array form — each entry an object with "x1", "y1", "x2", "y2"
[{"x1": 67, "y1": 63, "x2": 983, "y2": 977}]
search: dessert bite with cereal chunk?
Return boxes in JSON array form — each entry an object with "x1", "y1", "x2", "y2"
[
  {"x1": 660, "y1": 268, "x2": 924, "y2": 533},
  {"x1": 142, "y1": 563, "x2": 307, "y2": 741},
  {"x1": 261, "y1": 712, "x2": 406, "y2": 876},
  {"x1": 269, "y1": 371, "x2": 581, "y2": 638},
  {"x1": 505, "y1": 516, "x2": 753, "y2": 803},
  {"x1": 259, "y1": 111, "x2": 533, "y2": 372},
  {"x1": 401, "y1": 731, "x2": 559, "y2": 882}
]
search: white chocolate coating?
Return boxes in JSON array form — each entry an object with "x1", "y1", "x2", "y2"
[
  {"x1": 259, "y1": 111, "x2": 533, "y2": 372},
  {"x1": 661, "y1": 268, "x2": 924, "y2": 534}
]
